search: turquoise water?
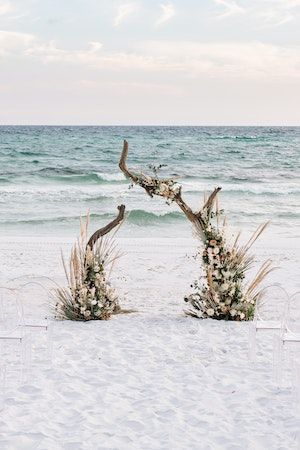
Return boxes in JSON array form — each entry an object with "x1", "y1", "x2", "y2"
[{"x1": 0, "y1": 126, "x2": 299, "y2": 238}]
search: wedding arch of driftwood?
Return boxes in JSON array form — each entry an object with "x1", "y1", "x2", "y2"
[
  {"x1": 119, "y1": 139, "x2": 221, "y2": 236},
  {"x1": 87, "y1": 204, "x2": 125, "y2": 250},
  {"x1": 118, "y1": 139, "x2": 273, "y2": 322}
]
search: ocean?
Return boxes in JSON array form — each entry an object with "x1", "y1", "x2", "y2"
[{"x1": 0, "y1": 126, "x2": 299, "y2": 240}]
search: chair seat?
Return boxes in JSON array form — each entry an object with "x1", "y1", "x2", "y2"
[
  {"x1": 0, "y1": 330, "x2": 23, "y2": 340},
  {"x1": 25, "y1": 319, "x2": 48, "y2": 329},
  {"x1": 256, "y1": 320, "x2": 281, "y2": 330},
  {"x1": 283, "y1": 331, "x2": 300, "y2": 342}
]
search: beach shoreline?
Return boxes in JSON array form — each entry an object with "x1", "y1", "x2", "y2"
[{"x1": 0, "y1": 236, "x2": 299, "y2": 449}]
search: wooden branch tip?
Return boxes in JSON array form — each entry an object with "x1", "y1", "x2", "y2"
[
  {"x1": 87, "y1": 204, "x2": 125, "y2": 250},
  {"x1": 202, "y1": 187, "x2": 222, "y2": 211},
  {"x1": 119, "y1": 140, "x2": 140, "y2": 184}
]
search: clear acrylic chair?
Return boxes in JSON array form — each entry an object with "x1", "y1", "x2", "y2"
[
  {"x1": 274, "y1": 291, "x2": 300, "y2": 386},
  {"x1": 17, "y1": 280, "x2": 54, "y2": 362},
  {"x1": 249, "y1": 284, "x2": 289, "y2": 361},
  {"x1": 0, "y1": 287, "x2": 31, "y2": 383}
]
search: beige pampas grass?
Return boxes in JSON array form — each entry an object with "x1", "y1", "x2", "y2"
[
  {"x1": 185, "y1": 195, "x2": 275, "y2": 321},
  {"x1": 54, "y1": 212, "x2": 123, "y2": 321}
]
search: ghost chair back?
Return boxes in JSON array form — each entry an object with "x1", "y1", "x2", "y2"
[
  {"x1": 0, "y1": 287, "x2": 30, "y2": 383},
  {"x1": 249, "y1": 284, "x2": 289, "y2": 361},
  {"x1": 274, "y1": 291, "x2": 300, "y2": 386},
  {"x1": 17, "y1": 280, "x2": 54, "y2": 363}
]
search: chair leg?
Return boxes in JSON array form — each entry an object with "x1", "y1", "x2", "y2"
[
  {"x1": 20, "y1": 333, "x2": 32, "y2": 384},
  {"x1": 46, "y1": 321, "x2": 54, "y2": 364},
  {"x1": 273, "y1": 334, "x2": 284, "y2": 386},
  {"x1": 248, "y1": 322, "x2": 257, "y2": 361},
  {"x1": 0, "y1": 364, "x2": 6, "y2": 412},
  {"x1": 292, "y1": 360, "x2": 300, "y2": 412}
]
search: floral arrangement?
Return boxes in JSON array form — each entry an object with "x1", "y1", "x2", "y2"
[
  {"x1": 54, "y1": 211, "x2": 123, "y2": 321},
  {"x1": 130, "y1": 173, "x2": 180, "y2": 204},
  {"x1": 184, "y1": 202, "x2": 274, "y2": 320},
  {"x1": 119, "y1": 140, "x2": 274, "y2": 321}
]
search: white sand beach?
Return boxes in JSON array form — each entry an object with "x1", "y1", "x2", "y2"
[
  {"x1": 1, "y1": 0, "x2": 300, "y2": 444},
  {"x1": 0, "y1": 236, "x2": 299, "y2": 449}
]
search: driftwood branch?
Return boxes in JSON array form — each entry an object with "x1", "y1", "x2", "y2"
[
  {"x1": 200, "y1": 187, "x2": 222, "y2": 217},
  {"x1": 119, "y1": 140, "x2": 221, "y2": 231},
  {"x1": 119, "y1": 140, "x2": 139, "y2": 183},
  {"x1": 87, "y1": 204, "x2": 125, "y2": 250}
]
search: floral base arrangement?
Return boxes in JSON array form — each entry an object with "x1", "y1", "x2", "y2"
[
  {"x1": 184, "y1": 206, "x2": 273, "y2": 320},
  {"x1": 54, "y1": 211, "x2": 123, "y2": 321}
]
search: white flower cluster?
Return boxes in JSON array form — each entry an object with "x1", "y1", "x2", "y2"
[
  {"x1": 139, "y1": 175, "x2": 180, "y2": 201},
  {"x1": 185, "y1": 225, "x2": 254, "y2": 321},
  {"x1": 60, "y1": 248, "x2": 120, "y2": 321},
  {"x1": 186, "y1": 289, "x2": 247, "y2": 320},
  {"x1": 72, "y1": 269, "x2": 119, "y2": 320}
]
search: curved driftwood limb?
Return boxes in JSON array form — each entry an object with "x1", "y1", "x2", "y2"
[
  {"x1": 87, "y1": 204, "x2": 125, "y2": 250},
  {"x1": 119, "y1": 140, "x2": 139, "y2": 183},
  {"x1": 199, "y1": 187, "x2": 222, "y2": 219},
  {"x1": 119, "y1": 140, "x2": 221, "y2": 231},
  {"x1": 174, "y1": 187, "x2": 199, "y2": 224}
]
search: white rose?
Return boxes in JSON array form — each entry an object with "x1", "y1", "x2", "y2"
[
  {"x1": 207, "y1": 308, "x2": 214, "y2": 316},
  {"x1": 84, "y1": 310, "x2": 91, "y2": 317},
  {"x1": 219, "y1": 283, "x2": 229, "y2": 292},
  {"x1": 144, "y1": 175, "x2": 152, "y2": 184},
  {"x1": 230, "y1": 309, "x2": 237, "y2": 317}
]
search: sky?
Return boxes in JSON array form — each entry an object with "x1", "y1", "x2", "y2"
[{"x1": 0, "y1": 0, "x2": 299, "y2": 125}]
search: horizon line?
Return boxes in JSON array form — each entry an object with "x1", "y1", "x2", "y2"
[{"x1": 1, "y1": 124, "x2": 300, "y2": 127}]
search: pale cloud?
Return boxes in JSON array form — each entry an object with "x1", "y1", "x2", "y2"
[
  {"x1": 156, "y1": 2, "x2": 175, "y2": 26},
  {"x1": 0, "y1": 30, "x2": 35, "y2": 56},
  {"x1": 213, "y1": 0, "x2": 245, "y2": 19},
  {"x1": 88, "y1": 41, "x2": 103, "y2": 53},
  {"x1": 2, "y1": 33, "x2": 298, "y2": 81},
  {"x1": 257, "y1": 0, "x2": 300, "y2": 27},
  {"x1": 73, "y1": 79, "x2": 182, "y2": 96},
  {"x1": 213, "y1": 0, "x2": 300, "y2": 26},
  {"x1": 0, "y1": 1, "x2": 13, "y2": 16},
  {"x1": 259, "y1": 9, "x2": 293, "y2": 27},
  {"x1": 25, "y1": 40, "x2": 157, "y2": 70},
  {"x1": 113, "y1": 2, "x2": 137, "y2": 27},
  {"x1": 25, "y1": 40, "x2": 106, "y2": 64},
  {"x1": 139, "y1": 40, "x2": 300, "y2": 79}
]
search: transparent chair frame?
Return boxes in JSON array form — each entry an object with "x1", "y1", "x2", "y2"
[
  {"x1": 0, "y1": 287, "x2": 31, "y2": 383},
  {"x1": 248, "y1": 284, "x2": 289, "y2": 361},
  {"x1": 273, "y1": 291, "x2": 300, "y2": 386},
  {"x1": 17, "y1": 280, "x2": 54, "y2": 362}
]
